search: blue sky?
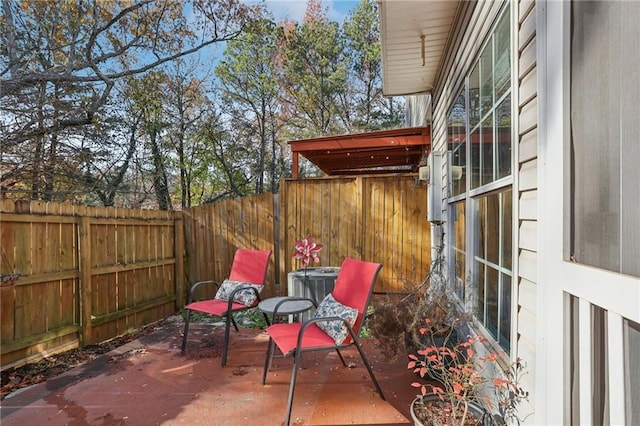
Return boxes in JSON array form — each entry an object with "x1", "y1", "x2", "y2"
[
  {"x1": 261, "y1": 0, "x2": 360, "y2": 23},
  {"x1": 192, "y1": 1, "x2": 361, "y2": 74}
]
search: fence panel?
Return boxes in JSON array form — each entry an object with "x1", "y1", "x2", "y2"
[
  {"x1": 1, "y1": 201, "x2": 182, "y2": 369},
  {"x1": 361, "y1": 175, "x2": 431, "y2": 292},
  {"x1": 86, "y1": 214, "x2": 178, "y2": 344},
  {"x1": 183, "y1": 193, "x2": 277, "y2": 300},
  {"x1": 280, "y1": 174, "x2": 430, "y2": 293}
]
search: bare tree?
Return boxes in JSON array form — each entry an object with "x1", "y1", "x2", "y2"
[
  {"x1": 163, "y1": 59, "x2": 211, "y2": 208},
  {"x1": 0, "y1": 0, "x2": 261, "y2": 200},
  {"x1": 216, "y1": 19, "x2": 286, "y2": 194},
  {"x1": 1, "y1": 0, "x2": 260, "y2": 142}
]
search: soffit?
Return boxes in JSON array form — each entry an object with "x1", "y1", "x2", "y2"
[
  {"x1": 379, "y1": 0, "x2": 461, "y2": 96},
  {"x1": 288, "y1": 127, "x2": 431, "y2": 176}
]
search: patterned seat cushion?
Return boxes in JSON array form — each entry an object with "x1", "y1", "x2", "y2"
[
  {"x1": 215, "y1": 279, "x2": 262, "y2": 306},
  {"x1": 313, "y1": 293, "x2": 358, "y2": 344}
]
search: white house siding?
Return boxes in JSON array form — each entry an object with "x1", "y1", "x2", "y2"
[
  {"x1": 404, "y1": 95, "x2": 431, "y2": 127},
  {"x1": 425, "y1": 0, "x2": 540, "y2": 420},
  {"x1": 515, "y1": 0, "x2": 538, "y2": 411},
  {"x1": 431, "y1": 0, "x2": 504, "y2": 208}
]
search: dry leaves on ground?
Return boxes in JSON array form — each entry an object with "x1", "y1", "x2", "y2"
[{"x1": 1, "y1": 321, "x2": 163, "y2": 400}]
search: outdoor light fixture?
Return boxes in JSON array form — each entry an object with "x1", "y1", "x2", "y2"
[
  {"x1": 418, "y1": 165, "x2": 429, "y2": 181},
  {"x1": 451, "y1": 165, "x2": 463, "y2": 181},
  {"x1": 421, "y1": 35, "x2": 426, "y2": 66},
  {"x1": 426, "y1": 151, "x2": 443, "y2": 223}
]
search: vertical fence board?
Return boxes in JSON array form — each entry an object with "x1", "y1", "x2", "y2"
[
  {"x1": 13, "y1": 284, "x2": 28, "y2": 339},
  {"x1": 79, "y1": 216, "x2": 92, "y2": 345},
  {"x1": 31, "y1": 283, "x2": 47, "y2": 335},
  {"x1": 1, "y1": 217, "x2": 16, "y2": 345},
  {"x1": 0, "y1": 286, "x2": 14, "y2": 344},
  {"x1": 12, "y1": 217, "x2": 31, "y2": 278}
]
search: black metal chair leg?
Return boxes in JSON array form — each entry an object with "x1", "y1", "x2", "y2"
[
  {"x1": 230, "y1": 315, "x2": 239, "y2": 332},
  {"x1": 353, "y1": 338, "x2": 385, "y2": 400},
  {"x1": 285, "y1": 350, "x2": 302, "y2": 426},
  {"x1": 335, "y1": 348, "x2": 347, "y2": 366},
  {"x1": 181, "y1": 310, "x2": 191, "y2": 353},
  {"x1": 262, "y1": 337, "x2": 275, "y2": 385},
  {"x1": 222, "y1": 314, "x2": 232, "y2": 367}
]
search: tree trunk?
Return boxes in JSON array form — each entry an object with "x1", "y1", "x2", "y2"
[{"x1": 148, "y1": 125, "x2": 172, "y2": 210}]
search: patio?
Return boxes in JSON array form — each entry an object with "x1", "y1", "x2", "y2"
[{"x1": 0, "y1": 315, "x2": 419, "y2": 425}]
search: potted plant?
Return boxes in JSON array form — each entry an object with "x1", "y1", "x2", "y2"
[
  {"x1": 368, "y1": 229, "x2": 529, "y2": 425},
  {"x1": 408, "y1": 322, "x2": 530, "y2": 426},
  {"x1": 369, "y1": 234, "x2": 462, "y2": 361}
]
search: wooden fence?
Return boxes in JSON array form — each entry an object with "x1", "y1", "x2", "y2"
[
  {"x1": 185, "y1": 174, "x2": 431, "y2": 296},
  {"x1": 279, "y1": 174, "x2": 431, "y2": 293},
  {"x1": 0, "y1": 200, "x2": 183, "y2": 369},
  {"x1": 183, "y1": 192, "x2": 277, "y2": 299},
  {"x1": 1, "y1": 173, "x2": 431, "y2": 369}
]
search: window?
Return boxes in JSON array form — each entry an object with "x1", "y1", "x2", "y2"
[
  {"x1": 447, "y1": 7, "x2": 512, "y2": 351},
  {"x1": 451, "y1": 200, "x2": 466, "y2": 299},
  {"x1": 469, "y1": 11, "x2": 511, "y2": 189},
  {"x1": 448, "y1": 92, "x2": 467, "y2": 197},
  {"x1": 475, "y1": 190, "x2": 512, "y2": 349},
  {"x1": 570, "y1": 1, "x2": 640, "y2": 277}
]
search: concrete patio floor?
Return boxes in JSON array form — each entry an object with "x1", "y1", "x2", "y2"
[{"x1": 0, "y1": 317, "x2": 418, "y2": 425}]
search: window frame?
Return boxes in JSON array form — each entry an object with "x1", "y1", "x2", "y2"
[{"x1": 446, "y1": 5, "x2": 515, "y2": 352}]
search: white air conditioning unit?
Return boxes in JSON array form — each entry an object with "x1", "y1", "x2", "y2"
[{"x1": 427, "y1": 151, "x2": 443, "y2": 223}]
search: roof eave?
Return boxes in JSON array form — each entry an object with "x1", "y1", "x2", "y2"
[{"x1": 379, "y1": 0, "x2": 461, "y2": 97}]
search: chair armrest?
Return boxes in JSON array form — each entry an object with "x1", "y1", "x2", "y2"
[
  {"x1": 297, "y1": 315, "x2": 358, "y2": 347},
  {"x1": 187, "y1": 280, "x2": 220, "y2": 304}
]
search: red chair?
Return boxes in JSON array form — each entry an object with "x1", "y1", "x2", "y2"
[
  {"x1": 181, "y1": 249, "x2": 272, "y2": 367},
  {"x1": 262, "y1": 257, "x2": 384, "y2": 426}
]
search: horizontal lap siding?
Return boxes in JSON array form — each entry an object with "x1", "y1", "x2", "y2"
[{"x1": 516, "y1": 0, "x2": 538, "y2": 412}]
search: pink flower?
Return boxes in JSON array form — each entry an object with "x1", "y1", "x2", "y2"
[{"x1": 293, "y1": 235, "x2": 323, "y2": 267}]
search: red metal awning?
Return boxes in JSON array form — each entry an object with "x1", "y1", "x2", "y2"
[{"x1": 288, "y1": 126, "x2": 431, "y2": 178}]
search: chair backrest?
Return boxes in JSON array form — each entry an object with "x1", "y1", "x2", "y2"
[
  {"x1": 228, "y1": 249, "x2": 272, "y2": 285},
  {"x1": 331, "y1": 257, "x2": 382, "y2": 340}
]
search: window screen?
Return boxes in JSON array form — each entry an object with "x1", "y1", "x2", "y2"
[{"x1": 570, "y1": 1, "x2": 640, "y2": 277}]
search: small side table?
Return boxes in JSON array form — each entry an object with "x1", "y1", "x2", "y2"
[{"x1": 258, "y1": 296, "x2": 315, "y2": 324}]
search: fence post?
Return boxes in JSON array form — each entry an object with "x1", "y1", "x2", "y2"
[
  {"x1": 174, "y1": 215, "x2": 185, "y2": 309},
  {"x1": 79, "y1": 216, "x2": 92, "y2": 345}
]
